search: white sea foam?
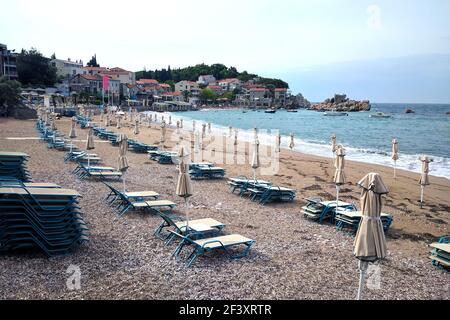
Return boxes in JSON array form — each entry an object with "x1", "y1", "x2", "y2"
[{"x1": 144, "y1": 111, "x2": 450, "y2": 180}]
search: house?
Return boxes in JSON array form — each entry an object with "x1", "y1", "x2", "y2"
[
  {"x1": 207, "y1": 85, "x2": 223, "y2": 96},
  {"x1": 136, "y1": 79, "x2": 159, "y2": 87},
  {"x1": 160, "y1": 91, "x2": 183, "y2": 102},
  {"x1": 102, "y1": 67, "x2": 135, "y2": 85},
  {"x1": 124, "y1": 84, "x2": 140, "y2": 100},
  {"x1": 218, "y1": 78, "x2": 242, "y2": 92},
  {"x1": 273, "y1": 88, "x2": 288, "y2": 106},
  {"x1": 249, "y1": 88, "x2": 271, "y2": 107},
  {"x1": 69, "y1": 74, "x2": 102, "y2": 94},
  {"x1": 175, "y1": 80, "x2": 200, "y2": 95},
  {"x1": 51, "y1": 58, "x2": 84, "y2": 78},
  {"x1": 197, "y1": 75, "x2": 216, "y2": 86},
  {"x1": 82, "y1": 66, "x2": 109, "y2": 75},
  {"x1": 157, "y1": 83, "x2": 172, "y2": 93},
  {"x1": 0, "y1": 43, "x2": 18, "y2": 81}
]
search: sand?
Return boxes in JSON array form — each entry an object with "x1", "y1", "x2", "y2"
[{"x1": 0, "y1": 116, "x2": 448, "y2": 300}]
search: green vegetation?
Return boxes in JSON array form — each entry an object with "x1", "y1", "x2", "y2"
[
  {"x1": 16, "y1": 48, "x2": 57, "y2": 87},
  {"x1": 136, "y1": 63, "x2": 289, "y2": 89},
  {"x1": 0, "y1": 76, "x2": 22, "y2": 116},
  {"x1": 199, "y1": 88, "x2": 217, "y2": 102},
  {"x1": 86, "y1": 54, "x2": 100, "y2": 67}
]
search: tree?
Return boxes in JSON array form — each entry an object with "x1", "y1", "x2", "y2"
[
  {"x1": 51, "y1": 53, "x2": 56, "y2": 60},
  {"x1": 199, "y1": 88, "x2": 216, "y2": 103},
  {"x1": 182, "y1": 90, "x2": 190, "y2": 102},
  {"x1": 87, "y1": 54, "x2": 100, "y2": 67},
  {"x1": 16, "y1": 48, "x2": 57, "y2": 86},
  {"x1": 0, "y1": 76, "x2": 22, "y2": 116}
]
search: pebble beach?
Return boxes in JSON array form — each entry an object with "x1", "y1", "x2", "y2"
[{"x1": 0, "y1": 116, "x2": 449, "y2": 300}]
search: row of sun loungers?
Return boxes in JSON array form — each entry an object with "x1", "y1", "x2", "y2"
[
  {"x1": 430, "y1": 236, "x2": 449, "y2": 272},
  {"x1": 0, "y1": 152, "x2": 32, "y2": 182},
  {"x1": 228, "y1": 176, "x2": 296, "y2": 205},
  {"x1": 335, "y1": 208, "x2": 393, "y2": 233},
  {"x1": 148, "y1": 150, "x2": 177, "y2": 164},
  {"x1": 0, "y1": 177, "x2": 88, "y2": 257},
  {"x1": 189, "y1": 163, "x2": 226, "y2": 180}
]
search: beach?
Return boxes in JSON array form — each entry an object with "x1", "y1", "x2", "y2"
[{"x1": 0, "y1": 116, "x2": 449, "y2": 300}]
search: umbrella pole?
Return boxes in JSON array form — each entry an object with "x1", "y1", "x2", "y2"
[
  {"x1": 123, "y1": 173, "x2": 126, "y2": 192},
  {"x1": 357, "y1": 260, "x2": 368, "y2": 300},
  {"x1": 394, "y1": 160, "x2": 397, "y2": 179},
  {"x1": 185, "y1": 197, "x2": 189, "y2": 234},
  {"x1": 87, "y1": 153, "x2": 90, "y2": 168},
  {"x1": 336, "y1": 185, "x2": 340, "y2": 208},
  {"x1": 420, "y1": 185, "x2": 424, "y2": 208},
  {"x1": 253, "y1": 168, "x2": 256, "y2": 182}
]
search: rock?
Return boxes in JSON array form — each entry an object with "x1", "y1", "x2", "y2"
[
  {"x1": 311, "y1": 95, "x2": 370, "y2": 112},
  {"x1": 286, "y1": 93, "x2": 311, "y2": 109},
  {"x1": 405, "y1": 109, "x2": 415, "y2": 114},
  {"x1": 447, "y1": 110, "x2": 450, "y2": 115}
]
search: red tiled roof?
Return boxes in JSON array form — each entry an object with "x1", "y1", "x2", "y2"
[
  {"x1": 207, "y1": 85, "x2": 221, "y2": 89},
  {"x1": 80, "y1": 74, "x2": 102, "y2": 81},
  {"x1": 250, "y1": 88, "x2": 268, "y2": 92},
  {"x1": 83, "y1": 66, "x2": 108, "y2": 72},
  {"x1": 159, "y1": 83, "x2": 171, "y2": 88},
  {"x1": 275, "y1": 88, "x2": 287, "y2": 92},
  {"x1": 162, "y1": 91, "x2": 181, "y2": 96},
  {"x1": 137, "y1": 79, "x2": 159, "y2": 84},
  {"x1": 219, "y1": 78, "x2": 240, "y2": 83},
  {"x1": 109, "y1": 67, "x2": 129, "y2": 73}
]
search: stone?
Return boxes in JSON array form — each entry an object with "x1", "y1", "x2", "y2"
[{"x1": 311, "y1": 94, "x2": 370, "y2": 112}]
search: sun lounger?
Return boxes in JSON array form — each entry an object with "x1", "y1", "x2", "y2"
[
  {"x1": 113, "y1": 191, "x2": 176, "y2": 217},
  {"x1": 0, "y1": 152, "x2": 31, "y2": 182},
  {"x1": 154, "y1": 212, "x2": 224, "y2": 242},
  {"x1": 228, "y1": 176, "x2": 271, "y2": 196},
  {"x1": 430, "y1": 236, "x2": 450, "y2": 272},
  {"x1": 302, "y1": 198, "x2": 355, "y2": 223},
  {"x1": 103, "y1": 182, "x2": 159, "y2": 207},
  {"x1": 335, "y1": 209, "x2": 393, "y2": 233},
  {"x1": 0, "y1": 186, "x2": 88, "y2": 256},
  {"x1": 189, "y1": 163, "x2": 226, "y2": 180},
  {"x1": 170, "y1": 232, "x2": 255, "y2": 268},
  {"x1": 73, "y1": 163, "x2": 122, "y2": 181}
]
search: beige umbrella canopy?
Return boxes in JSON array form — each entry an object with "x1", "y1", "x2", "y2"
[
  {"x1": 289, "y1": 133, "x2": 295, "y2": 150},
  {"x1": 391, "y1": 139, "x2": 399, "y2": 178},
  {"x1": 194, "y1": 130, "x2": 200, "y2": 154},
  {"x1": 117, "y1": 134, "x2": 129, "y2": 191},
  {"x1": 176, "y1": 146, "x2": 193, "y2": 231},
  {"x1": 419, "y1": 156, "x2": 432, "y2": 207},
  {"x1": 251, "y1": 136, "x2": 260, "y2": 181},
  {"x1": 134, "y1": 119, "x2": 140, "y2": 135},
  {"x1": 276, "y1": 133, "x2": 281, "y2": 152},
  {"x1": 69, "y1": 117, "x2": 77, "y2": 139},
  {"x1": 354, "y1": 172, "x2": 389, "y2": 300},
  {"x1": 334, "y1": 145, "x2": 346, "y2": 208},
  {"x1": 86, "y1": 124, "x2": 95, "y2": 167},
  {"x1": 51, "y1": 116, "x2": 57, "y2": 131},
  {"x1": 160, "y1": 121, "x2": 167, "y2": 150}
]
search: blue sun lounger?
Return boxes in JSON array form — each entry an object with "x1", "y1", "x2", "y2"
[
  {"x1": 189, "y1": 163, "x2": 226, "y2": 180},
  {"x1": 301, "y1": 198, "x2": 355, "y2": 224},
  {"x1": 335, "y1": 208, "x2": 393, "y2": 234},
  {"x1": 430, "y1": 236, "x2": 450, "y2": 272},
  {"x1": 170, "y1": 232, "x2": 255, "y2": 268}
]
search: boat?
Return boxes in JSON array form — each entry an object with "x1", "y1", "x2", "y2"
[
  {"x1": 264, "y1": 108, "x2": 276, "y2": 114},
  {"x1": 369, "y1": 112, "x2": 392, "y2": 119},
  {"x1": 286, "y1": 109, "x2": 298, "y2": 113},
  {"x1": 323, "y1": 109, "x2": 348, "y2": 116}
]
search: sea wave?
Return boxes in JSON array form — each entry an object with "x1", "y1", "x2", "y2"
[{"x1": 144, "y1": 111, "x2": 450, "y2": 180}]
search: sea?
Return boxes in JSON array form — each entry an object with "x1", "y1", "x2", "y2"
[{"x1": 145, "y1": 103, "x2": 450, "y2": 179}]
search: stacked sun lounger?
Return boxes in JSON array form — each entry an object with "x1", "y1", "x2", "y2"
[
  {"x1": 76, "y1": 115, "x2": 91, "y2": 129},
  {"x1": 430, "y1": 236, "x2": 449, "y2": 272},
  {"x1": 228, "y1": 177, "x2": 295, "y2": 205},
  {"x1": 335, "y1": 209, "x2": 393, "y2": 233},
  {"x1": 73, "y1": 163, "x2": 122, "y2": 181},
  {"x1": 301, "y1": 198, "x2": 355, "y2": 223},
  {"x1": 128, "y1": 139, "x2": 158, "y2": 153},
  {"x1": 0, "y1": 152, "x2": 32, "y2": 182},
  {"x1": 0, "y1": 185, "x2": 88, "y2": 256},
  {"x1": 148, "y1": 150, "x2": 177, "y2": 164},
  {"x1": 189, "y1": 163, "x2": 226, "y2": 180}
]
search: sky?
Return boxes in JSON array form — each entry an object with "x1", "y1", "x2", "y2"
[{"x1": 1, "y1": 0, "x2": 450, "y2": 103}]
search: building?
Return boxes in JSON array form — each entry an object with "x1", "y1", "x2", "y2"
[
  {"x1": 0, "y1": 44, "x2": 18, "y2": 81},
  {"x1": 207, "y1": 85, "x2": 223, "y2": 96},
  {"x1": 102, "y1": 67, "x2": 135, "y2": 85},
  {"x1": 249, "y1": 88, "x2": 271, "y2": 107},
  {"x1": 175, "y1": 80, "x2": 200, "y2": 95},
  {"x1": 273, "y1": 88, "x2": 288, "y2": 106},
  {"x1": 160, "y1": 91, "x2": 183, "y2": 102},
  {"x1": 82, "y1": 66, "x2": 109, "y2": 75},
  {"x1": 218, "y1": 78, "x2": 242, "y2": 92},
  {"x1": 69, "y1": 74, "x2": 102, "y2": 95},
  {"x1": 51, "y1": 58, "x2": 84, "y2": 78},
  {"x1": 197, "y1": 74, "x2": 216, "y2": 86}
]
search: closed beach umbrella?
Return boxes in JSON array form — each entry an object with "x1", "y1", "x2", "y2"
[
  {"x1": 134, "y1": 119, "x2": 140, "y2": 135},
  {"x1": 160, "y1": 121, "x2": 166, "y2": 150},
  {"x1": 419, "y1": 156, "x2": 432, "y2": 207},
  {"x1": 69, "y1": 116, "x2": 77, "y2": 153},
  {"x1": 391, "y1": 139, "x2": 399, "y2": 178},
  {"x1": 100, "y1": 112, "x2": 104, "y2": 122},
  {"x1": 289, "y1": 133, "x2": 295, "y2": 150},
  {"x1": 229, "y1": 126, "x2": 232, "y2": 137},
  {"x1": 180, "y1": 119, "x2": 183, "y2": 128},
  {"x1": 69, "y1": 116, "x2": 77, "y2": 139},
  {"x1": 116, "y1": 115, "x2": 121, "y2": 129},
  {"x1": 154, "y1": 113, "x2": 157, "y2": 122},
  {"x1": 176, "y1": 146, "x2": 193, "y2": 232},
  {"x1": 331, "y1": 134, "x2": 337, "y2": 153},
  {"x1": 354, "y1": 172, "x2": 389, "y2": 300},
  {"x1": 86, "y1": 124, "x2": 95, "y2": 168},
  {"x1": 202, "y1": 124, "x2": 206, "y2": 138},
  {"x1": 192, "y1": 120, "x2": 196, "y2": 132},
  {"x1": 276, "y1": 133, "x2": 281, "y2": 152},
  {"x1": 169, "y1": 115, "x2": 172, "y2": 125},
  {"x1": 334, "y1": 145, "x2": 346, "y2": 207},
  {"x1": 149, "y1": 114, "x2": 153, "y2": 122},
  {"x1": 194, "y1": 130, "x2": 200, "y2": 154},
  {"x1": 105, "y1": 114, "x2": 110, "y2": 127},
  {"x1": 251, "y1": 136, "x2": 260, "y2": 181},
  {"x1": 117, "y1": 134, "x2": 129, "y2": 191},
  {"x1": 176, "y1": 120, "x2": 180, "y2": 134},
  {"x1": 208, "y1": 122, "x2": 211, "y2": 134},
  {"x1": 51, "y1": 116, "x2": 57, "y2": 131},
  {"x1": 234, "y1": 129, "x2": 238, "y2": 146}
]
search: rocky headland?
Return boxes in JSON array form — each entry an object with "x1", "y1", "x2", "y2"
[{"x1": 309, "y1": 94, "x2": 371, "y2": 112}]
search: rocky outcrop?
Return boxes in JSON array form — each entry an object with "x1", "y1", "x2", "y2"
[
  {"x1": 286, "y1": 93, "x2": 311, "y2": 109},
  {"x1": 310, "y1": 94, "x2": 371, "y2": 112},
  {"x1": 447, "y1": 110, "x2": 450, "y2": 115}
]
